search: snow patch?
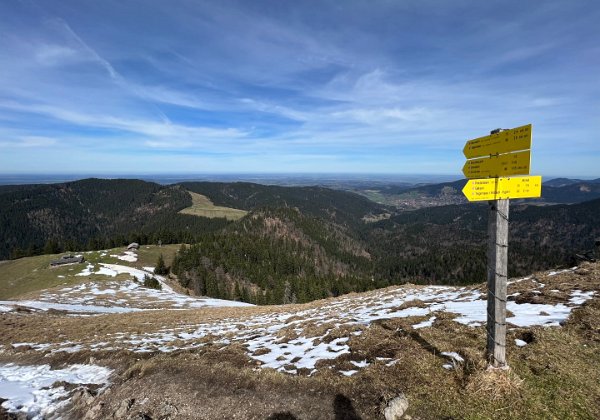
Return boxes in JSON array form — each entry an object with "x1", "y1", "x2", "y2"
[
  {"x1": 569, "y1": 290, "x2": 595, "y2": 305},
  {"x1": 75, "y1": 264, "x2": 94, "y2": 277},
  {"x1": 515, "y1": 339, "x2": 528, "y2": 347},
  {"x1": 116, "y1": 251, "x2": 137, "y2": 262},
  {"x1": 441, "y1": 352, "x2": 464, "y2": 363},
  {"x1": 413, "y1": 316, "x2": 436, "y2": 329},
  {"x1": 0, "y1": 363, "x2": 112, "y2": 420}
]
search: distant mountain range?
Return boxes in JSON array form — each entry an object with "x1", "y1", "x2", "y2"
[
  {"x1": 352, "y1": 178, "x2": 600, "y2": 209},
  {"x1": 543, "y1": 177, "x2": 600, "y2": 187}
]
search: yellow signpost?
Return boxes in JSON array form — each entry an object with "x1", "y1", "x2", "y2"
[
  {"x1": 460, "y1": 124, "x2": 541, "y2": 369},
  {"x1": 463, "y1": 124, "x2": 532, "y2": 159},
  {"x1": 462, "y1": 150, "x2": 530, "y2": 179},
  {"x1": 462, "y1": 175, "x2": 542, "y2": 201}
]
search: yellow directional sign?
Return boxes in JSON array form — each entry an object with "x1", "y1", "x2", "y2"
[
  {"x1": 463, "y1": 124, "x2": 532, "y2": 159},
  {"x1": 462, "y1": 176, "x2": 542, "y2": 201},
  {"x1": 462, "y1": 150, "x2": 530, "y2": 179}
]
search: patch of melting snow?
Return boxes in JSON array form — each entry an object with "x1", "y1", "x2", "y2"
[
  {"x1": 507, "y1": 275, "x2": 532, "y2": 285},
  {"x1": 75, "y1": 264, "x2": 94, "y2": 277},
  {"x1": 0, "y1": 363, "x2": 112, "y2": 420},
  {"x1": 515, "y1": 339, "x2": 528, "y2": 347},
  {"x1": 12, "y1": 343, "x2": 52, "y2": 351},
  {"x1": 339, "y1": 370, "x2": 358, "y2": 376},
  {"x1": 0, "y1": 300, "x2": 143, "y2": 314},
  {"x1": 441, "y1": 352, "x2": 464, "y2": 363},
  {"x1": 413, "y1": 316, "x2": 436, "y2": 329},
  {"x1": 506, "y1": 302, "x2": 570, "y2": 327},
  {"x1": 95, "y1": 266, "x2": 118, "y2": 277},
  {"x1": 548, "y1": 267, "x2": 577, "y2": 276},
  {"x1": 51, "y1": 344, "x2": 85, "y2": 354},
  {"x1": 116, "y1": 251, "x2": 138, "y2": 262},
  {"x1": 350, "y1": 360, "x2": 369, "y2": 368},
  {"x1": 569, "y1": 290, "x2": 595, "y2": 305}
]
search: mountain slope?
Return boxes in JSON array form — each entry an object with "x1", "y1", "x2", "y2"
[
  {"x1": 1, "y1": 262, "x2": 598, "y2": 419},
  {"x1": 543, "y1": 177, "x2": 600, "y2": 187},
  {"x1": 0, "y1": 178, "x2": 225, "y2": 259},
  {"x1": 369, "y1": 198, "x2": 600, "y2": 285},
  {"x1": 178, "y1": 181, "x2": 390, "y2": 227},
  {"x1": 357, "y1": 178, "x2": 600, "y2": 209},
  {"x1": 172, "y1": 207, "x2": 374, "y2": 304}
]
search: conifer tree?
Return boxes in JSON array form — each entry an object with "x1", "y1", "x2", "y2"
[{"x1": 154, "y1": 253, "x2": 169, "y2": 275}]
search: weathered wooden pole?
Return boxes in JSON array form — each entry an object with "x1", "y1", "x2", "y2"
[
  {"x1": 486, "y1": 197, "x2": 509, "y2": 367},
  {"x1": 485, "y1": 128, "x2": 510, "y2": 368}
]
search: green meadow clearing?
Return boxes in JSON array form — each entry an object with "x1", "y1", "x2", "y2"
[{"x1": 179, "y1": 191, "x2": 248, "y2": 220}]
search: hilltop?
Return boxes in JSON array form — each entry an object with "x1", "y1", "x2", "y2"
[{"x1": 0, "y1": 251, "x2": 599, "y2": 419}]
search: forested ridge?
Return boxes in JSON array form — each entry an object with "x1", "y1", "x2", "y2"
[
  {"x1": 172, "y1": 207, "x2": 375, "y2": 305},
  {"x1": 0, "y1": 178, "x2": 228, "y2": 259},
  {"x1": 179, "y1": 181, "x2": 389, "y2": 227},
  {"x1": 369, "y1": 199, "x2": 600, "y2": 286},
  {"x1": 1, "y1": 178, "x2": 599, "y2": 305}
]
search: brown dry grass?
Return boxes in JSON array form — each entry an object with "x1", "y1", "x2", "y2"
[{"x1": 466, "y1": 368, "x2": 524, "y2": 401}]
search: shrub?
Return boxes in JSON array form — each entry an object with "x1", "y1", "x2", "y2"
[
  {"x1": 143, "y1": 274, "x2": 162, "y2": 290},
  {"x1": 154, "y1": 254, "x2": 169, "y2": 275}
]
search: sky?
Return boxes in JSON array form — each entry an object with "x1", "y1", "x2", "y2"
[{"x1": 0, "y1": 0, "x2": 599, "y2": 177}]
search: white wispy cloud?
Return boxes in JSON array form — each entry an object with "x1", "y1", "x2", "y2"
[{"x1": 0, "y1": 136, "x2": 57, "y2": 148}]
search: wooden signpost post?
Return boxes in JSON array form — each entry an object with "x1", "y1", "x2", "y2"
[{"x1": 461, "y1": 124, "x2": 541, "y2": 368}]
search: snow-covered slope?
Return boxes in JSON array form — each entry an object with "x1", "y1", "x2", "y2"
[{"x1": 0, "y1": 262, "x2": 252, "y2": 314}]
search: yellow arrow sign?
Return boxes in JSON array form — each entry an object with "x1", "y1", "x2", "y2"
[
  {"x1": 463, "y1": 124, "x2": 532, "y2": 159},
  {"x1": 463, "y1": 150, "x2": 531, "y2": 179},
  {"x1": 462, "y1": 176, "x2": 542, "y2": 201}
]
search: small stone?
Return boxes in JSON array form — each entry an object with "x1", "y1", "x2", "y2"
[
  {"x1": 84, "y1": 403, "x2": 104, "y2": 420},
  {"x1": 384, "y1": 394, "x2": 409, "y2": 420},
  {"x1": 114, "y1": 398, "x2": 134, "y2": 418},
  {"x1": 158, "y1": 402, "x2": 178, "y2": 418},
  {"x1": 72, "y1": 388, "x2": 95, "y2": 406}
]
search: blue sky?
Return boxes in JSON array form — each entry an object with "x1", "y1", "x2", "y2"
[{"x1": 0, "y1": 1, "x2": 599, "y2": 176}]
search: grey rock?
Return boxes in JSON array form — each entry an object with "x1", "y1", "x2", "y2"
[
  {"x1": 384, "y1": 394, "x2": 409, "y2": 420},
  {"x1": 114, "y1": 399, "x2": 135, "y2": 418}
]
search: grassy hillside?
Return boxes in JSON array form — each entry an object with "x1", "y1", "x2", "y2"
[
  {"x1": 0, "y1": 244, "x2": 180, "y2": 299},
  {"x1": 179, "y1": 191, "x2": 247, "y2": 220}
]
